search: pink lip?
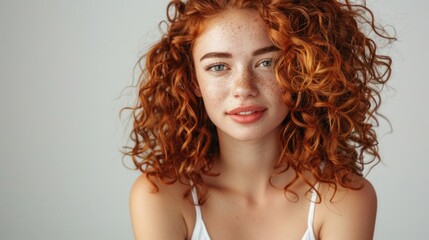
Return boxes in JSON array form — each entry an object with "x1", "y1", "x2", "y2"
[
  {"x1": 227, "y1": 105, "x2": 266, "y2": 115},
  {"x1": 226, "y1": 105, "x2": 267, "y2": 124}
]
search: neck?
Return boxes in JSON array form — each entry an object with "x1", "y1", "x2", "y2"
[{"x1": 209, "y1": 128, "x2": 291, "y2": 199}]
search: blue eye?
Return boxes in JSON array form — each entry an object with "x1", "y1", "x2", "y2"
[
  {"x1": 258, "y1": 59, "x2": 273, "y2": 67},
  {"x1": 207, "y1": 63, "x2": 227, "y2": 72}
]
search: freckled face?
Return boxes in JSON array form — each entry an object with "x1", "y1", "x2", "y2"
[{"x1": 192, "y1": 9, "x2": 289, "y2": 142}]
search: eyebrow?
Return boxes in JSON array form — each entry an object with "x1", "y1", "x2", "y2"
[
  {"x1": 199, "y1": 45, "x2": 280, "y2": 62},
  {"x1": 252, "y1": 45, "x2": 280, "y2": 57}
]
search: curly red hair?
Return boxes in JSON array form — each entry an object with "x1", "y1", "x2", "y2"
[{"x1": 124, "y1": 0, "x2": 394, "y2": 202}]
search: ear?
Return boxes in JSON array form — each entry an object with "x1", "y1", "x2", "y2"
[{"x1": 194, "y1": 87, "x2": 202, "y2": 97}]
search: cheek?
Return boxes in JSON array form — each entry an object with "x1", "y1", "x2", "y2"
[
  {"x1": 195, "y1": 69, "x2": 225, "y2": 99},
  {"x1": 201, "y1": 85, "x2": 223, "y2": 105},
  {"x1": 258, "y1": 74, "x2": 285, "y2": 98},
  {"x1": 198, "y1": 76, "x2": 227, "y2": 101}
]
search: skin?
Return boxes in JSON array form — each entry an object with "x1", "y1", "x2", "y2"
[
  {"x1": 193, "y1": 9, "x2": 289, "y2": 144},
  {"x1": 130, "y1": 9, "x2": 377, "y2": 240}
]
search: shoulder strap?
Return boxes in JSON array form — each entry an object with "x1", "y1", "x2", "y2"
[
  {"x1": 307, "y1": 183, "x2": 319, "y2": 236},
  {"x1": 191, "y1": 187, "x2": 211, "y2": 240},
  {"x1": 191, "y1": 187, "x2": 203, "y2": 219}
]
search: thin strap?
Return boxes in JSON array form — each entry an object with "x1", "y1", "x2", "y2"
[
  {"x1": 306, "y1": 183, "x2": 319, "y2": 238},
  {"x1": 191, "y1": 187, "x2": 202, "y2": 217},
  {"x1": 191, "y1": 187, "x2": 212, "y2": 240}
]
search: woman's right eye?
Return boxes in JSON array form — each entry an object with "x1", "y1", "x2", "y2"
[{"x1": 207, "y1": 63, "x2": 227, "y2": 72}]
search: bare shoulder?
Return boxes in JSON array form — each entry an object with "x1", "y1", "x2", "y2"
[
  {"x1": 317, "y1": 176, "x2": 377, "y2": 240},
  {"x1": 130, "y1": 174, "x2": 191, "y2": 240}
]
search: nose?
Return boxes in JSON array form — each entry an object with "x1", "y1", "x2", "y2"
[{"x1": 232, "y1": 67, "x2": 258, "y2": 99}]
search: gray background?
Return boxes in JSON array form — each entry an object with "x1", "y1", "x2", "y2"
[{"x1": 0, "y1": 0, "x2": 427, "y2": 239}]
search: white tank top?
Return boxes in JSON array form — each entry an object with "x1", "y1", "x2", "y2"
[{"x1": 190, "y1": 186, "x2": 318, "y2": 240}]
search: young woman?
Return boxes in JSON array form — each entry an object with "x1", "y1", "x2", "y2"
[{"x1": 126, "y1": 0, "x2": 394, "y2": 239}]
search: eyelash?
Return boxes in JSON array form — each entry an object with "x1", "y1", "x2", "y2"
[
  {"x1": 257, "y1": 59, "x2": 273, "y2": 67},
  {"x1": 207, "y1": 63, "x2": 228, "y2": 72}
]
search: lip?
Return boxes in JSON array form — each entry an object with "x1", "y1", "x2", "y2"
[
  {"x1": 227, "y1": 105, "x2": 267, "y2": 115},
  {"x1": 226, "y1": 105, "x2": 267, "y2": 124}
]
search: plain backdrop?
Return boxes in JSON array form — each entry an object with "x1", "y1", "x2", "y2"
[{"x1": 0, "y1": 0, "x2": 427, "y2": 239}]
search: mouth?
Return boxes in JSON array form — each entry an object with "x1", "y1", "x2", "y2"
[
  {"x1": 226, "y1": 105, "x2": 267, "y2": 124},
  {"x1": 236, "y1": 111, "x2": 257, "y2": 116},
  {"x1": 227, "y1": 105, "x2": 266, "y2": 115}
]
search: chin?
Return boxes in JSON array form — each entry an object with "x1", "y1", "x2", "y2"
[{"x1": 217, "y1": 127, "x2": 280, "y2": 143}]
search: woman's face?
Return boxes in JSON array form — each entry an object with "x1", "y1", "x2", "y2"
[{"x1": 193, "y1": 9, "x2": 289, "y2": 142}]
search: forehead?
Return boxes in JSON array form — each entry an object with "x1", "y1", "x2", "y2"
[{"x1": 193, "y1": 9, "x2": 272, "y2": 55}]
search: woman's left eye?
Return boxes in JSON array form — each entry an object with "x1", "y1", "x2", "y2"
[{"x1": 257, "y1": 59, "x2": 273, "y2": 68}]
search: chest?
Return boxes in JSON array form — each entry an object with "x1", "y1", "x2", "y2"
[{"x1": 196, "y1": 197, "x2": 313, "y2": 240}]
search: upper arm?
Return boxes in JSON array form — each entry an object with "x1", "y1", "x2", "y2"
[
  {"x1": 319, "y1": 178, "x2": 377, "y2": 240},
  {"x1": 130, "y1": 174, "x2": 187, "y2": 240}
]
